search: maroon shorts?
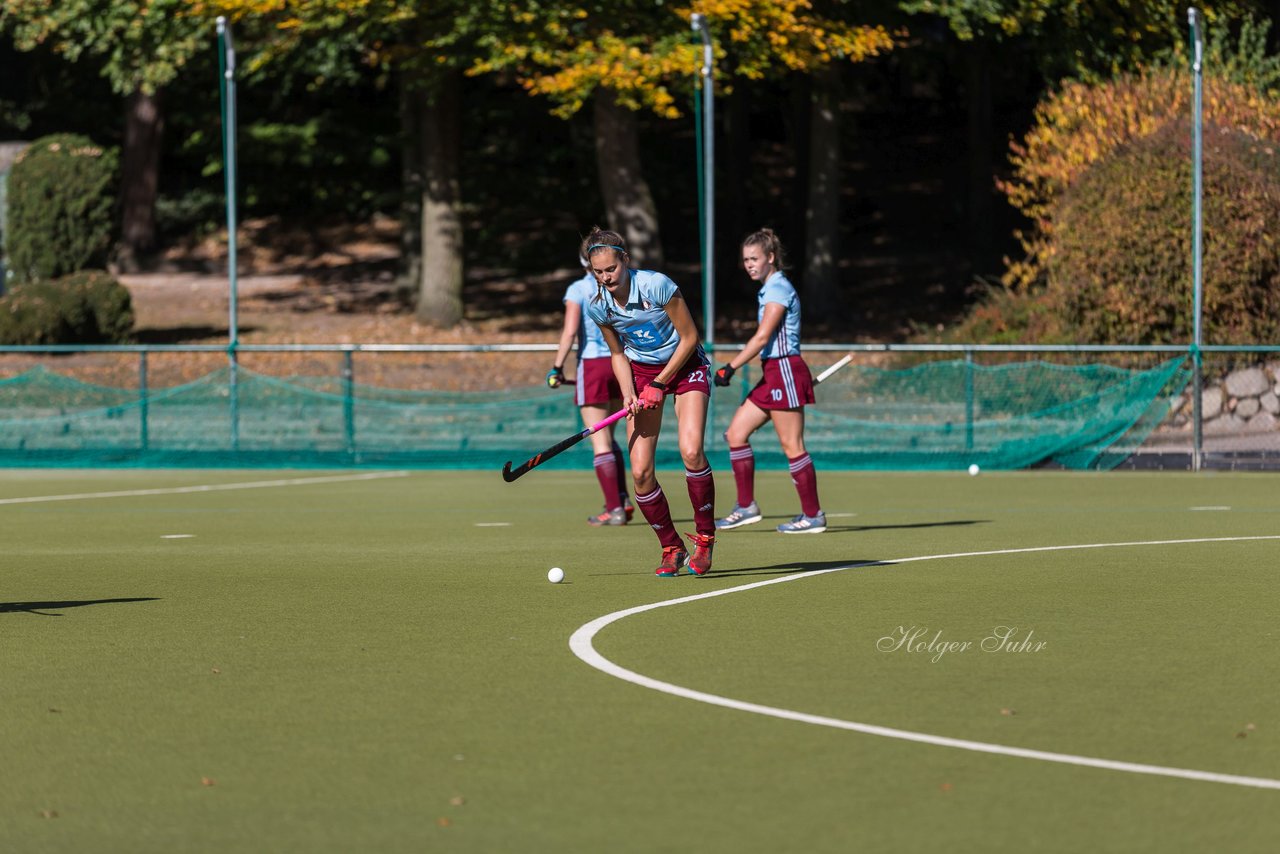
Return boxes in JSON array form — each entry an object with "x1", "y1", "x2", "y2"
[
  {"x1": 630, "y1": 354, "x2": 711, "y2": 397},
  {"x1": 747, "y1": 355, "x2": 816, "y2": 410},
  {"x1": 575, "y1": 356, "x2": 623, "y2": 407}
]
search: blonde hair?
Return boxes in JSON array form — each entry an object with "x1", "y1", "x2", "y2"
[{"x1": 742, "y1": 227, "x2": 787, "y2": 271}]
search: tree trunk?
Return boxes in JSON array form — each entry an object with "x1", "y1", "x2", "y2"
[
  {"x1": 593, "y1": 90, "x2": 664, "y2": 268},
  {"x1": 415, "y1": 72, "x2": 464, "y2": 328},
  {"x1": 723, "y1": 84, "x2": 752, "y2": 261},
  {"x1": 398, "y1": 74, "x2": 423, "y2": 300},
  {"x1": 965, "y1": 38, "x2": 994, "y2": 267},
  {"x1": 803, "y1": 65, "x2": 841, "y2": 317},
  {"x1": 117, "y1": 88, "x2": 164, "y2": 272}
]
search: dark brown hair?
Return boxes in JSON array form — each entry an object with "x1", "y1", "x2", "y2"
[
  {"x1": 581, "y1": 227, "x2": 628, "y2": 305},
  {"x1": 580, "y1": 227, "x2": 628, "y2": 265}
]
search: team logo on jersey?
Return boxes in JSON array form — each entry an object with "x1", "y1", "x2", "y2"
[
  {"x1": 622, "y1": 322, "x2": 661, "y2": 347},
  {"x1": 642, "y1": 299, "x2": 653, "y2": 310}
]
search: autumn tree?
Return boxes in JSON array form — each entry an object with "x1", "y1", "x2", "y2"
[
  {"x1": 897, "y1": 0, "x2": 1271, "y2": 266},
  {"x1": 196, "y1": 0, "x2": 480, "y2": 327},
  {"x1": 704, "y1": 2, "x2": 896, "y2": 313},
  {"x1": 1003, "y1": 14, "x2": 1280, "y2": 292},
  {"x1": 475, "y1": 1, "x2": 895, "y2": 312},
  {"x1": 932, "y1": 15, "x2": 1280, "y2": 345},
  {"x1": 1, "y1": 0, "x2": 209, "y2": 269}
]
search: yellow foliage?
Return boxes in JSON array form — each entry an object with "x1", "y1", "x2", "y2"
[
  {"x1": 474, "y1": 1, "x2": 896, "y2": 119},
  {"x1": 1000, "y1": 68, "x2": 1280, "y2": 290},
  {"x1": 191, "y1": 1, "x2": 897, "y2": 118}
]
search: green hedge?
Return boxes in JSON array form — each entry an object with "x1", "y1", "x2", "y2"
[
  {"x1": 0, "y1": 270, "x2": 134, "y2": 344},
  {"x1": 6, "y1": 134, "x2": 118, "y2": 284}
]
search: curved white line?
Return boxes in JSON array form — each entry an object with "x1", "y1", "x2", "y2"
[{"x1": 570, "y1": 535, "x2": 1280, "y2": 791}]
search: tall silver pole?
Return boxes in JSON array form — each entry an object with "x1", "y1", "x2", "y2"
[
  {"x1": 217, "y1": 17, "x2": 241, "y2": 449},
  {"x1": 1189, "y1": 7, "x2": 1204, "y2": 471},
  {"x1": 217, "y1": 17, "x2": 239, "y2": 351},
  {"x1": 691, "y1": 14, "x2": 715, "y2": 347}
]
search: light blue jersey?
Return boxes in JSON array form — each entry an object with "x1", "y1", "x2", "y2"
[
  {"x1": 563, "y1": 273, "x2": 610, "y2": 360},
  {"x1": 758, "y1": 271, "x2": 802, "y2": 358},
  {"x1": 585, "y1": 269, "x2": 703, "y2": 365}
]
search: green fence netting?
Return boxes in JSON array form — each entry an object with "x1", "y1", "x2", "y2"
[{"x1": 0, "y1": 357, "x2": 1191, "y2": 470}]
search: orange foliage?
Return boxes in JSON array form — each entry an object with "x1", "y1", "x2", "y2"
[{"x1": 1000, "y1": 68, "x2": 1280, "y2": 291}]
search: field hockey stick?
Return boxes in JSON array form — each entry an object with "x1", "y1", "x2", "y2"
[
  {"x1": 815, "y1": 354, "x2": 853, "y2": 384},
  {"x1": 502, "y1": 407, "x2": 628, "y2": 482}
]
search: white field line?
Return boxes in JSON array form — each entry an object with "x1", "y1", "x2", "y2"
[
  {"x1": 570, "y1": 535, "x2": 1280, "y2": 791},
  {"x1": 0, "y1": 471, "x2": 411, "y2": 506}
]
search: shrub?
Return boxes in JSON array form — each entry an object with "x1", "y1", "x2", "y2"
[
  {"x1": 934, "y1": 21, "x2": 1280, "y2": 347},
  {"x1": 932, "y1": 120, "x2": 1280, "y2": 347},
  {"x1": 924, "y1": 282, "x2": 1070, "y2": 346},
  {"x1": 6, "y1": 134, "x2": 118, "y2": 283},
  {"x1": 0, "y1": 285, "x2": 74, "y2": 345},
  {"x1": 60, "y1": 270, "x2": 136, "y2": 343},
  {"x1": 0, "y1": 270, "x2": 134, "y2": 344},
  {"x1": 1047, "y1": 122, "x2": 1280, "y2": 345},
  {"x1": 1001, "y1": 19, "x2": 1280, "y2": 292}
]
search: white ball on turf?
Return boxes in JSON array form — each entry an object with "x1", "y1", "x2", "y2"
[
  {"x1": 968, "y1": 464, "x2": 981, "y2": 476},
  {"x1": 547, "y1": 567, "x2": 565, "y2": 584}
]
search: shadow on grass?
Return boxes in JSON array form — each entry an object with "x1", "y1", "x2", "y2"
[
  {"x1": 1, "y1": 597, "x2": 160, "y2": 616},
  {"x1": 673, "y1": 518, "x2": 991, "y2": 535},
  {"x1": 707, "y1": 559, "x2": 895, "y2": 579},
  {"x1": 819, "y1": 519, "x2": 989, "y2": 534}
]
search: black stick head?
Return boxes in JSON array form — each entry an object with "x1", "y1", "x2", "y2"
[{"x1": 501, "y1": 461, "x2": 519, "y2": 482}]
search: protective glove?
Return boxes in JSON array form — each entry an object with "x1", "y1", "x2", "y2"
[
  {"x1": 638, "y1": 382, "x2": 665, "y2": 409},
  {"x1": 546, "y1": 366, "x2": 565, "y2": 389},
  {"x1": 713, "y1": 364, "x2": 735, "y2": 387}
]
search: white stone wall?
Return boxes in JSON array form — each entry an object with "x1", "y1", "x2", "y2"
[{"x1": 1165, "y1": 362, "x2": 1280, "y2": 434}]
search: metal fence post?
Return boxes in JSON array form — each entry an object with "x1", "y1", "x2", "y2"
[
  {"x1": 964, "y1": 349, "x2": 975, "y2": 454},
  {"x1": 139, "y1": 350, "x2": 149, "y2": 452},
  {"x1": 229, "y1": 348, "x2": 240, "y2": 451},
  {"x1": 343, "y1": 349, "x2": 356, "y2": 456}
]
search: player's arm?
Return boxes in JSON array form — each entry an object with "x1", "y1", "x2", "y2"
[
  {"x1": 654, "y1": 292, "x2": 700, "y2": 387},
  {"x1": 599, "y1": 323, "x2": 637, "y2": 413},
  {"x1": 547, "y1": 301, "x2": 581, "y2": 387},
  {"x1": 715, "y1": 302, "x2": 785, "y2": 385}
]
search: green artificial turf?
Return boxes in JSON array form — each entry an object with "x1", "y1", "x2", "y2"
[{"x1": 2, "y1": 468, "x2": 1278, "y2": 852}]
